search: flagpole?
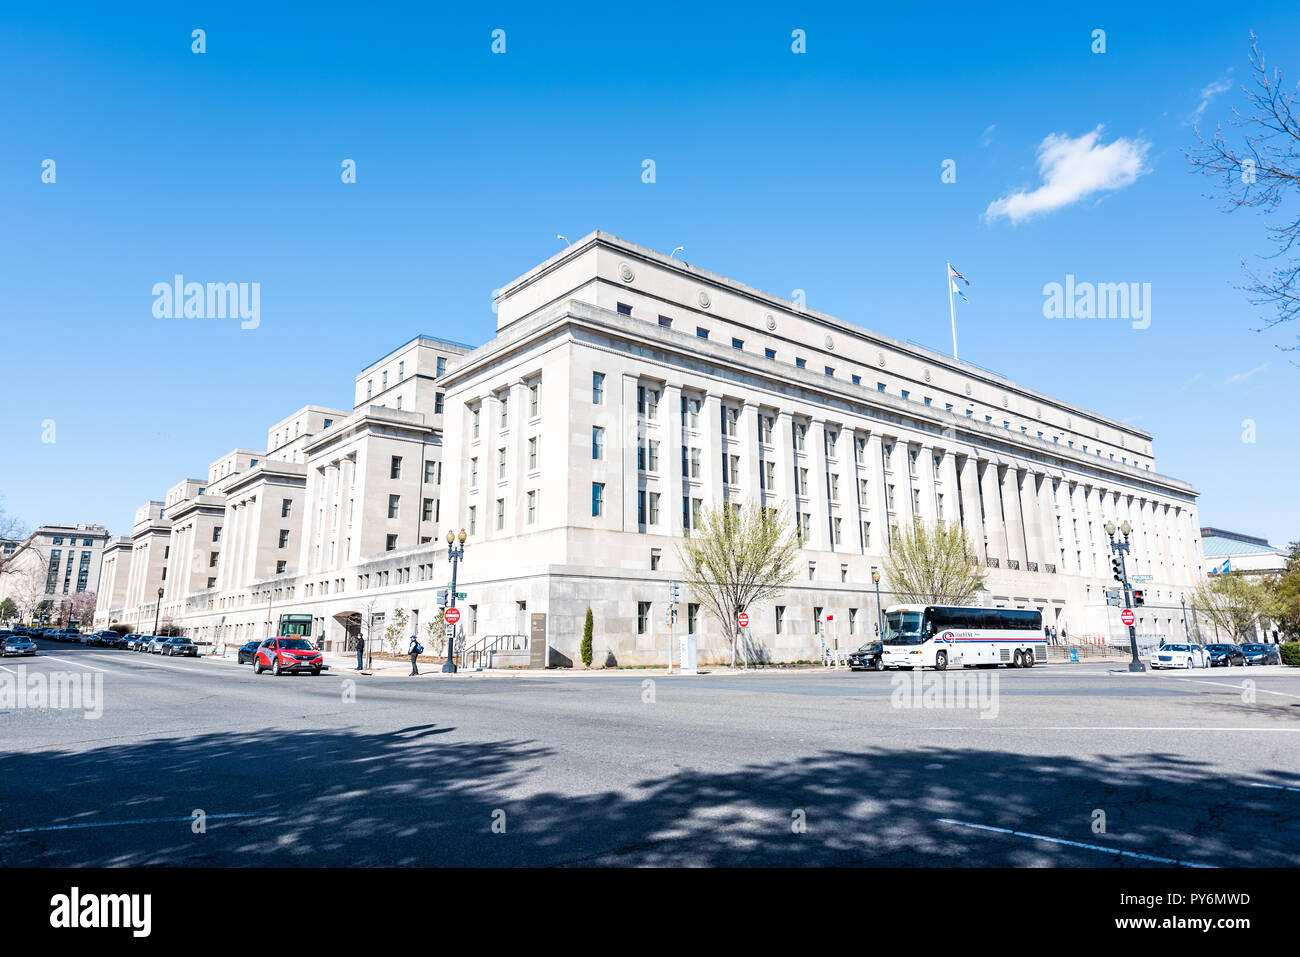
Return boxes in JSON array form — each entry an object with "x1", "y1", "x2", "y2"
[{"x1": 947, "y1": 261, "x2": 959, "y2": 361}]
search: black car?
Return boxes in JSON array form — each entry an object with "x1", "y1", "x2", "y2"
[
  {"x1": 1205, "y1": 643, "x2": 1246, "y2": 667},
  {"x1": 236, "y1": 640, "x2": 262, "y2": 665},
  {"x1": 160, "y1": 637, "x2": 198, "y2": 657},
  {"x1": 848, "y1": 641, "x2": 885, "y2": 671},
  {"x1": 1241, "y1": 643, "x2": 1282, "y2": 666}
]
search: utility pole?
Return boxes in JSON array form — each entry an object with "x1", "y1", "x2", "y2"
[
  {"x1": 1105, "y1": 520, "x2": 1145, "y2": 672},
  {"x1": 443, "y1": 528, "x2": 467, "y2": 673}
]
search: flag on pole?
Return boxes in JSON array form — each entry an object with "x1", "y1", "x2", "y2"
[
  {"x1": 950, "y1": 277, "x2": 968, "y2": 302},
  {"x1": 948, "y1": 264, "x2": 970, "y2": 301}
]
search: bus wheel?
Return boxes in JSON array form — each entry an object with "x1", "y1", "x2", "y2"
[
  {"x1": 1023, "y1": 649, "x2": 1035, "y2": 669},
  {"x1": 934, "y1": 651, "x2": 948, "y2": 671},
  {"x1": 1010, "y1": 650, "x2": 1023, "y2": 668}
]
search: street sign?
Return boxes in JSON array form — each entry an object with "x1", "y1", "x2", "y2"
[
  {"x1": 444, "y1": 607, "x2": 461, "y2": 625},
  {"x1": 1132, "y1": 575, "x2": 1153, "y2": 582},
  {"x1": 456, "y1": 592, "x2": 467, "y2": 600},
  {"x1": 1120, "y1": 609, "x2": 1135, "y2": 627},
  {"x1": 737, "y1": 612, "x2": 749, "y2": 628}
]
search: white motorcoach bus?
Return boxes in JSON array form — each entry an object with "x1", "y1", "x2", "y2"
[{"x1": 879, "y1": 604, "x2": 1047, "y2": 670}]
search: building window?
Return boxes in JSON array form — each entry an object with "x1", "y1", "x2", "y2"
[
  {"x1": 496, "y1": 499, "x2": 505, "y2": 530},
  {"x1": 682, "y1": 396, "x2": 701, "y2": 429},
  {"x1": 382, "y1": 371, "x2": 388, "y2": 389},
  {"x1": 638, "y1": 490, "x2": 647, "y2": 525},
  {"x1": 825, "y1": 366, "x2": 834, "y2": 377},
  {"x1": 398, "y1": 360, "x2": 405, "y2": 380},
  {"x1": 388, "y1": 494, "x2": 400, "y2": 519},
  {"x1": 649, "y1": 492, "x2": 660, "y2": 525},
  {"x1": 390, "y1": 456, "x2": 402, "y2": 479},
  {"x1": 877, "y1": 382, "x2": 886, "y2": 392},
  {"x1": 212, "y1": 526, "x2": 222, "y2": 542},
  {"x1": 425, "y1": 461, "x2": 437, "y2": 483},
  {"x1": 528, "y1": 436, "x2": 539, "y2": 470},
  {"x1": 832, "y1": 517, "x2": 842, "y2": 544},
  {"x1": 468, "y1": 506, "x2": 477, "y2": 534},
  {"x1": 592, "y1": 483, "x2": 605, "y2": 517},
  {"x1": 529, "y1": 382, "x2": 540, "y2": 417},
  {"x1": 849, "y1": 608, "x2": 858, "y2": 635},
  {"x1": 209, "y1": 551, "x2": 219, "y2": 567},
  {"x1": 527, "y1": 490, "x2": 537, "y2": 524},
  {"x1": 470, "y1": 457, "x2": 479, "y2": 486},
  {"x1": 795, "y1": 357, "x2": 806, "y2": 368},
  {"x1": 732, "y1": 337, "x2": 744, "y2": 350},
  {"x1": 422, "y1": 498, "x2": 434, "y2": 521},
  {"x1": 276, "y1": 560, "x2": 287, "y2": 574},
  {"x1": 386, "y1": 534, "x2": 398, "y2": 551},
  {"x1": 436, "y1": 356, "x2": 447, "y2": 376},
  {"x1": 688, "y1": 603, "x2": 699, "y2": 634},
  {"x1": 650, "y1": 548, "x2": 662, "y2": 570},
  {"x1": 435, "y1": 393, "x2": 444, "y2": 414},
  {"x1": 207, "y1": 577, "x2": 216, "y2": 588},
  {"x1": 472, "y1": 408, "x2": 481, "y2": 438},
  {"x1": 814, "y1": 606, "x2": 824, "y2": 634},
  {"x1": 499, "y1": 395, "x2": 509, "y2": 427},
  {"x1": 366, "y1": 379, "x2": 373, "y2": 398},
  {"x1": 658, "y1": 315, "x2": 672, "y2": 328},
  {"x1": 592, "y1": 427, "x2": 604, "y2": 460},
  {"x1": 775, "y1": 606, "x2": 785, "y2": 635},
  {"x1": 765, "y1": 348, "x2": 776, "y2": 359},
  {"x1": 276, "y1": 529, "x2": 289, "y2": 548},
  {"x1": 696, "y1": 327, "x2": 709, "y2": 340},
  {"x1": 593, "y1": 372, "x2": 605, "y2": 404},
  {"x1": 647, "y1": 440, "x2": 660, "y2": 472},
  {"x1": 863, "y1": 521, "x2": 871, "y2": 547},
  {"x1": 617, "y1": 302, "x2": 633, "y2": 316},
  {"x1": 281, "y1": 498, "x2": 293, "y2": 518},
  {"x1": 498, "y1": 448, "x2": 508, "y2": 479},
  {"x1": 637, "y1": 602, "x2": 651, "y2": 635}
]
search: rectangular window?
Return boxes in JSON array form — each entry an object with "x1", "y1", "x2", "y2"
[
  {"x1": 763, "y1": 460, "x2": 776, "y2": 491},
  {"x1": 649, "y1": 492, "x2": 660, "y2": 524},
  {"x1": 617, "y1": 302, "x2": 633, "y2": 316},
  {"x1": 499, "y1": 395, "x2": 509, "y2": 427},
  {"x1": 863, "y1": 521, "x2": 871, "y2": 547},
  {"x1": 825, "y1": 366, "x2": 834, "y2": 377},
  {"x1": 390, "y1": 456, "x2": 402, "y2": 479},
  {"x1": 732, "y1": 337, "x2": 744, "y2": 350},
  {"x1": 278, "y1": 529, "x2": 290, "y2": 548},
  {"x1": 527, "y1": 490, "x2": 537, "y2": 524},
  {"x1": 436, "y1": 356, "x2": 447, "y2": 376},
  {"x1": 592, "y1": 427, "x2": 604, "y2": 460},
  {"x1": 593, "y1": 372, "x2": 605, "y2": 404},
  {"x1": 775, "y1": 606, "x2": 785, "y2": 635},
  {"x1": 281, "y1": 498, "x2": 292, "y2": 518},
  {"x1": 398, "y1": 360, "x2": 405, "y2": 380},
  {"x1": 422, "y1": 498, "x2": 434, "y2": 521},
  {"x1": 529, "y1": 382, "x2": 539, "y2": 417},
  {"x1": 829, "y1": 473, "x2": 839, "y2": 500},
  {"x1": 658, "y1": 315, "x2": 672, "y2": 328},
  {"x1": 277, "y1": 560, "x2": 287, "y2": 574},
  {"x1": 528, "y1": 436, "x2": 538, "y2": 470},
  {"x1": 468, "y1": 506, "x2": 477, "y2": 534},
  {"x1": 496, "y1": 498, "x2": 505, "y2": 529},
  {"x1": 435, "y1": 393, "x2": 444, "y2": 414},
  {"x1": 765, "y1": 348, "x2": 776, "y2": 359},
  {"x1": 470, "y1": 457, "x2": 479, "y2": 486},
  {"x1": 877, "y1": 382, "x2": 886, "y2": 392},
  {"x1": 498, "y1": 448, "x2": 508, "y2": 478},
  {"x1": 472, "y1": 408, "x2": 481, "y2": 438},
  {"x1": 386, "y1": 534, "x2": 398, "y2": 551},
  {"x1": 688, "y1": 603, "x2": 699, "y2": 635},
  {"x1": 209, "y1": 551, "x2": 219, "y2": 567},
  {"x1": 901, "y1": 390, "x2": 910, "y2": 400},
  {"x1": 651, "y1": 548, "x2": 662, "y2": 570},
  {"x1": 696, "y1": 327, "x2": 709, "y2": 340},
  {"x1": 213, "y1": 526, "x2": 222, "y2": 542},
  {"x1": 690, "y1": 448, "x2": 701, "y2": 478},
  {"x1": 366, "y1": 379, "x2": 373, "y2": 398},
  {"x1": 386, "y1": 494, "x2": 399, "y2": 519},
  {"x1": 832, "y1": 517, "x2": 842, "y2": 544},
  {"x1": 795, "y1": 357, "x2": 806, "y2": 368},
  {"x1": 637, "y1": 602, "x2": 651, "y2": 635},
  {"x1": 592, "y1": 483, "x2": 605, "y2": 517},
  {"x1": 638, "y1": 490, "x2": 647, "y2": 525}
]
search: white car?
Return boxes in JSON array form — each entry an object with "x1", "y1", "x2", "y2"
[{"x1": 1149, "y1": 643, "x2": 1208, "y2": 669}]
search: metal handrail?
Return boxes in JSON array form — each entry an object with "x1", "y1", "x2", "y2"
[{"x1": 461, "y1": 633, "x2": 528, "y2": 670}]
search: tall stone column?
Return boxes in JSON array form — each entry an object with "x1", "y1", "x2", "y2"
[
  {"x1": 739, "y1": 400, "x2": 761, "y2": 502},
  {"x1": 1001, "y1": 467, "x2": 1028, "y2": 568},
  {"x1": 957, "y1": 454, "x2": 985, "y2": 563},
  {"x1": 809, "y1": 419, "x2": 831, "y2": 551},
  {"x1": 701, "y1": 393, "x2": 723, "y2": 508},
  {"x1": 864, "y1": 432, "x2": 889, "y2": 554},
  {"x1": 620, "y1": 374, "x2": 640, "y2": 533},
  {"x1": 978, "y1": 459, "x2": 1007, "y2": 565},
  {"x1": 1018, "y1": 469, "x2": 1043, "y2": 568},
  {"x1": 916, "y1": 446, "x2": 939, "y2": 526}
]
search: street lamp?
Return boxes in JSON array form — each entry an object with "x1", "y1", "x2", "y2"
[
  {"x1": 1180, "y1": 592, "x2": 1191, "y2": 642},
  {"x1": 442, "y1": 528, "x2": 468, "y2": 673},
  {"x1": 1104, "y1": 521, "x2": 1144, "y2": 672},
  {"x1": 153, "y1": 586, "x2": 164, "y2": 637},
  {"x1": 872, "y1": 568, "x2": 882, "y2": 638}
]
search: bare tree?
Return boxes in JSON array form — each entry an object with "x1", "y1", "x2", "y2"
[
  {"x1": 8, "y1": 557, "x2": 49, "y2": 624},
  {"x1": 1191, "y1": 573, "x2": 1277, "y2": 643},
  {"x1": 675, "y1": 502, "x2": 800, "y2": 670},
  {"x1": 1187, "y1": 34, "x2": 1300, "y2": 354},
  {"x1": 881, "y1": 519, "x2": 986, "y2": 605},
  {"x1": 68, "y1": 591, "x2": 98, "y2": 628}
]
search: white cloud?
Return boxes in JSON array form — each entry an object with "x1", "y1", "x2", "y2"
[
  {"x1": 1189, "y1": 75, "x2": 1233, "y2": 125},
  {"x1": 979, "y1": 124, "x2": 996, "y2": 148},
  {"x1": 1225, "y1": 363, "x2": 1267, "y2": 385},
  {"x1": 984, "y1": 126, "x2": 1151, "y2": 225}
]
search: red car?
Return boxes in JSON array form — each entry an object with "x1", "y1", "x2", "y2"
[{"x1": 252, "y1": 638, "x2": 323, "y2": 676}]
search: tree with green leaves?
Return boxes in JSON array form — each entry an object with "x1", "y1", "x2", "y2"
[
  {"x1": 1192, "y1": 572, "x2": 1278, "y2": 643},
  {"x1": 1264, "y1": 542, "x2": 1300, "y2": 641},
  {"x1": 0, "y1": 597, "x2": 15, "y2": 623},
  {"x1": 383, "y1": 607, "x2": 409, "y2": 655},
  {"x1": 881, "y1": 519, "x2": 986, "y2": 605},
  {"x1": 675, "y1": 501, "x2": 800, "y2": 670},
  {"x1": 426, "y1": 607, "x2": 447, "y2": 655},
  {"x1": 581, "y1": 607, "x2": 594, "y2": 667}
]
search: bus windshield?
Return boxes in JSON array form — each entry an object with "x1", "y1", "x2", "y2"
[{"x1": 883, "y1": 611, "x2": 925, "y2": 645}]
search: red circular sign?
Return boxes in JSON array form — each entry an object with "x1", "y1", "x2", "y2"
[
  {"x1": 1120, "y1": 609, "x2": 1135, "y2": 627},
  {"x1": 444, "y1": 608, "x2": 461, "y2": 624},
  {"x1": 738, "y1": 612, "x2": 750, "y2": 628}
]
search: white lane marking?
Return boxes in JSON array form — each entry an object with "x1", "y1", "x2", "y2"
[
  {"x1": 1251, "y1": 783, "x2": 1300, "y2": 793},
  {"x1": 937, "y1": 818, "x2": 1216, "y2": 868},
  {"x1": 38, "y1": 655, "x2": 110, "y2": 673},
  {"x1": 925, "y1": 726, "x2": 1300, "y2": 731},
  {"x1": 0, "y1": 663, "x2": 17, "y2": 674},
  {"x1": 1175, "y1": 677, "x2": 1300, "y2": 699},
  {"x1": 4, "y1": 812, "x2": 264, "y2": 835},
  {"x1": 84, "y1": 653, "x2": 209, "y2": 674}
]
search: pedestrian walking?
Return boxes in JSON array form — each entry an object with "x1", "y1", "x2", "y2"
[
  {"x1": 355, "y1": 632, "x2": 365, "y2": 670},
  {"x1": 408, "y1": 634, "x2": 423, "y2": 676}
]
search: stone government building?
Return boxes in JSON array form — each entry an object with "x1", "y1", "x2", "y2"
[{"x1": 95, "y1": 232, "x2": 1205, "y2": 664}]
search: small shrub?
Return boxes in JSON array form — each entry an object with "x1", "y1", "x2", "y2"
[
  {"x1": 580, "y1": 608, "x2": 594, "y2": 667},
  {"x1": 1280, "y1": 642, "x2": 1300, "y2": 668}
]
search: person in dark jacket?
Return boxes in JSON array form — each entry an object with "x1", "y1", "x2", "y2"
[
  {"x1": 355, "y1": 633, "x2": 365, "y2": 670},
  {"x1": 408, "y1": 634, "x2": 421, "y2": 676}
]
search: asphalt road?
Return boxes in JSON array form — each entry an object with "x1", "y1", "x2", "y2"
[{"x1": 3, "y1": 638, "x2": 1299, "y2": 867}]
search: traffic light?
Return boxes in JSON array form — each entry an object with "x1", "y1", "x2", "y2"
[
  {"x1": 1110, "y1": 557, "x2": 1123, "y2": 583},
  {"x1": 436, "y1": 589, "x2": 448, "y2": 607},
  {"x1": 1133, "y1": 589, "x2": 1144, "y2": 606},
  {"x1": 669, "y1": 581, "x2": 681, "y2": 606}
]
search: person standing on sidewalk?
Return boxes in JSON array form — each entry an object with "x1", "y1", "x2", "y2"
[
  {"x1": 355, "y1": 632, "x2": 365, "y2": 671},
  {"x1": 408, "y1": 634, "x2": 422, "y2": 676}
]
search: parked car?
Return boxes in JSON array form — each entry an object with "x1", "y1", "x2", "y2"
[
  {"x1": 146, "y1": 636, "x2": 169, "y2": 654},
  {"x1": 1241, "y1": 643, "x2": 1282, "y2": 666},
  {"x1": 253, "y1": 637, "x2": 323, "y2": 676},
  {"x1": 1149, "y1": 643, "x2": 1209, "y2": 669},
  {"x1": 1, "y1": 633, "x2": 37, "y2": 657},
  {"x1": 236, "y1": 640, "x2": 262, "y2": 665},
  {"x1": 160, "y1": 637, "x2": 198, "y2": 657},
  {"x1": 848, "y1": 641, "x2": 885, "y2": 671},
  {"x1": 1205, "y1": 643, "x2": 1246, "y2": 667}
]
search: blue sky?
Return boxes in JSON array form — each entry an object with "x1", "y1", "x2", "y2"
[{"x1": 2, "y1": 2, "x2": 1298, "y2": 545}]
